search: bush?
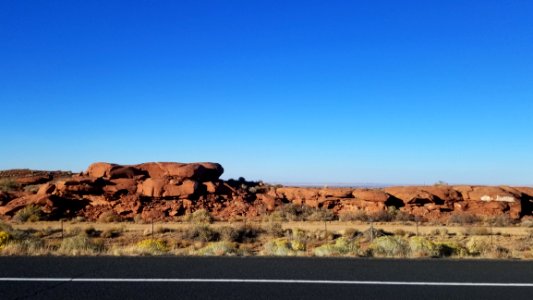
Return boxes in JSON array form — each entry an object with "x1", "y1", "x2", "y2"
[
  {"x1": 448, "y1": 213, "x2": 482, "y2": 225},
  {"x1": 435, "y1": 241, "x2": 467, "y2": 257},
  {"x1": 102, "y1": 228, "x2": 122, "y2": 238},
  {"x1": 0, "y1": 231, "x2": 10, "y2": 249},
  {"x1": 188, "y1": 209, "x2": 213, "y2": 224},
  {"x1": 305, "y1": 208, "x2": 335, "y2": 222},
  {"x1": 13, "y1": 205, "x2": 42, "y2": 222},
  {"x1": 370, "y1": 236, "x2": 410, "y2": 257},
  {"x1": 59, "y1": 235, "x2": 103, "y2": 255},
  {"x1": 409, "y1": 236, "x2": 439, "y2": 257},
  {"x1": 219, "y1": 225, "x2": 261, "y2": 243},
  {"x1": 183, "y1": 225, "x2": 219, "y2": 242},
  {"x1": 339, "y1": 210, "x2": 368, "y2": 222},
  {"x1": 133, "y1": 239, "x2": 169, "y2": 255},
  {"x1": 264, "y1": 222, "x2": 284, "y2": 238},
  {"x1": 98, "y1": 211, "x2": 121, "y2": 223},
  {"x1": 466, "y1": 237, "x2": 491, "y2": 256},
  {"x1": 463, "y1": 227, "x2": 491, "y2": 236},
  {"x1": 486, "y1": 215, "x2": 513, "y2": 227},
  {"x1": 262, "y1": 238, "x2": 302, "y2": 256},
  {"x1": 0, "y1": 178, "x2": 18, "y2": 192},
  {"x1": 313, "y1": 237, "x2": 357, "y2": 257},
  {"x1": 196, "y1": 241, "x2": 238, "y2": 256}
]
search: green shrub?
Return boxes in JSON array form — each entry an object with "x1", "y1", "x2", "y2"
[
  {"x1": 0, "y1": 231, "x2": 10, "y2": 249},
  {"x1": 314, "y1": 237, "x2": 357, "y2": 257},
  {"x1": 409, "y1": 236, "x2": 439, "y2": 257},
  {"x1": 370, "y1": 236, "x2": 410, "y2": 257},
  {"x1": 135, "y1": 239, "x2": 169, "y2": 254},
  {"x1": 187, "y1": 209, "x2": 213, "y2": 224},
  {"x1": 59, "y1": 235, "x2": 103, "y2": 255},
  {"x1": 466, "y1": 237, "x2": 491, "y2": 256},
  {"x1": 13, "y1": 205, "x2": 42, "y2": 222},
  {"x1": 262, "y1": 238, "x2": 302, "y2": 256},
  {"x1": 196, "y1": 241, "x2": 238, "y2": 256}
]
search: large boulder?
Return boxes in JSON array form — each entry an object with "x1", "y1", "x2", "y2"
[
  {"x1": 352, "y1": 189, "x2": 390, "y2": 202},
  {"x1": 162, "y1": 180, "x2": 199, "y2": 198},
  {"x1": 86, "y1": 162, "x2": 119, "y2": 178},
  {"x1": 135, "y1": 162, "x2": 223, "y2": 182}
]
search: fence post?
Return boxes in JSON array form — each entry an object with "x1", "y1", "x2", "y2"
[
  {"x1": 61, "y1": 219, "x2": 64, "y2": 240},
  {"x1": 370, "y1": 219, "x2": 374, "y2": 242},
  {"x1": 324, "y1": 221, "x2": 327, "y2": 241},
  {"x1": 151, "y1": 219, "x2": 154, "y2": 239}
]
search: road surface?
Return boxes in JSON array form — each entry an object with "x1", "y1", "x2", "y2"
[{"x1": 1, "y1": 257, "x2": 532, "y2": 299}]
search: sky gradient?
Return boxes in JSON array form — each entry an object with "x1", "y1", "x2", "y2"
[{"x1": 1, "y1": 1, "x2": 532, "y2": 185}]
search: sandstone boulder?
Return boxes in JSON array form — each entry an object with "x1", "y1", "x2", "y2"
[
  {"x1": 86, "y1": 162, "x2": 119, "y2": 178},
  {"x1": 352, "y1": 189, "x2": 390, "y2": 202}
]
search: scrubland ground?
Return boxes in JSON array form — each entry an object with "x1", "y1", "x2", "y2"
[{"x1": 1, "y1": 211, "x2": 533, "y2": 259}]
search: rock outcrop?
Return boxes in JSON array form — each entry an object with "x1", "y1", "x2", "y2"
[{"x1": 0, "y1": 162, "x2": 532, "y2": 222}]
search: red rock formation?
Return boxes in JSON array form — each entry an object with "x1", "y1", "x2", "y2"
[{"x1": 1, "y1": 162, "x2": 532, "y2": 222}]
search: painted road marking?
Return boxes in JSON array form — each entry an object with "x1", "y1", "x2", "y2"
[{"x1": 0, "y1": 278, "x2": 533, "y2": 287}]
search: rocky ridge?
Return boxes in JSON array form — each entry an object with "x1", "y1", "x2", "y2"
[{"x1": 0, "y1": 162, "x2": 532, "y2": 222}]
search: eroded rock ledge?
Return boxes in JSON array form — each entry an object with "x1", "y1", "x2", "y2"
[{"x1": 0, "y1": 162, "x2": 532, "y2": 222}]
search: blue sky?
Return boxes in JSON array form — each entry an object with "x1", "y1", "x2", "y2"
[{"x1": 1, "y1": 1, "x2": 532, "y2": 185}]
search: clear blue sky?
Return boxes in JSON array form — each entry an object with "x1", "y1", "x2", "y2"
[{"x1": 1, "y1": 1, "x2": 532, "y2": 185}]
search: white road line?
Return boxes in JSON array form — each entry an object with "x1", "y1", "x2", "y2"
[{"x1": 0, "y1": 278, "x2": 532, "y2": 287}]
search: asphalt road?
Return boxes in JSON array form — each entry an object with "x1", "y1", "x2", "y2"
[{"x1": 1, "y1": 257, "x2": 532, "y2": 300}]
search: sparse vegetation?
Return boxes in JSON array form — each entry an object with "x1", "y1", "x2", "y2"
[
  {"x1": 0, "y1": 220, "x2": 531, "y2": 259},
  {"x1": 0, "y1": 178, "x2": 18, "y2": 192},
  {"x1": 13, "y1": 205, "x2": 42, "y2": 222}
]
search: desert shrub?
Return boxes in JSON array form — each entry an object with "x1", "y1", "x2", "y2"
[
  {"x1": 0, "y1": 178, "x2": 18, "y2": 192},
  {"x1": 0, "y1": 238, "x2": 46, "y2": 255},
  {"x1": 520, "y1": 218, "x2": 533, "y2": 228},
  {"x1": 13, "y1": 205, "x2": 42, "y2": 222},
  {"x1": 59, "y1": 235, "x2": 104, "y2": 255},
  {"x1": 23, "y1": 184, "x2": 40, "y2": 194},
  {"x1": 466, "y1": 237, "x2": 491, "y2": 256},
  {"x1": 409, "y1": 236, "x2": 439, "y2": 257},
  {"x1": 435, "y1": 241, "x2": 467, "y2": 257},
  {"x1": 369, "y1": 236, "x2": 410, "y2": 257},
  {"x1": 368, "y1": 210, "x2": 394, "y2": 222},
  {"x1": 314, "y1": 237, "x2": 357, "y2": 257},
  {"x1": 262, "y1": 238, "x2": 303, "y2": 256},
  {"x1": 0, "y1": 231, "x2": 10, "y2": 249},
  {"x1": 264, "y1": 221, "x2": 284, "y2": 238},
  {"x1": 305, "y1": 208, "x2": 335, "y2": 222},
  {"x1": 196, "y1": 241, "x2": 238, "y2": 256},
  {"x1": 448, "y1": 213, "x2": 482, "y2": 225},
  {"x1": 135, "y1": 239, "x2": 169, "y2": 254},
  {"x1": 393, "y1": 211, "x2": 416, "y2": 222},
  {"x1": 361, "y1": 227, "x2": 390, "y2": 241},
  {"x1": 183, "y1": 225, "x2": 219, "y2": 242},
  {"x1": 102, "y1": 228, "x2": 121, "y2": 238},
  {"x1": 98, "y1": 211, "x2": 121, "y2": 223},
  {"x1": 84, "y1": 227, "x2": 101, "y2": 237},
  {"x1": 219, "y1": 225, "x2": 261, "y2": 243},
  {"x1": 486, "y1": 215, "x2": 513, "y2": 227},
  {"x1": 342, "y1": 228, "x2": 361, "y2": 240},
  {"x1": 187, "y1": 209, "x2": 213, "y2": 224},
  {"x1": 339, "y1": 210, "x2": 368, "y2": 222},
  {"x1": 463, "y1": 227, "x2": 491, "y2": 236},
  {"x1": 267, "y1": 210, "x2": 286, "y2": 222}
]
